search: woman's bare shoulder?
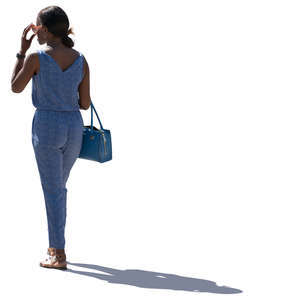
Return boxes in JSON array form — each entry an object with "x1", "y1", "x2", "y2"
[{"x1": 72, "y1": 48, "x2": 84, "y2": 57}]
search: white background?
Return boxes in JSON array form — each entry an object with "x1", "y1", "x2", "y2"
[{"x1": 2, "y1": 0, "x2": 299, "y2": 299}]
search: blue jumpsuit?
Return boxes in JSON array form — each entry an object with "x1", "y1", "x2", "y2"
[{"x1": 31, "y1": 49, "x2": 85, "y2": 249}]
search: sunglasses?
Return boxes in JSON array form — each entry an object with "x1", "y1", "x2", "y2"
[{"x1": 32, "y1": 24, "x2": 42, "y2": 34}]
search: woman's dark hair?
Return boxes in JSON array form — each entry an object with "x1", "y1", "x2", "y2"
[{"x1": 37, "y1": 6, "x2": 75, "y2": 48}]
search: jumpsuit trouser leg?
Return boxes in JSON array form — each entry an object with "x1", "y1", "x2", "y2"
[{"x1": 31, "y1": 109, "x2": 83, "y2": 249}]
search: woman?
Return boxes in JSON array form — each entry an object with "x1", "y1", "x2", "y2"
[{"x1": 11, "y1": 6, "x2": 91, "y2": 270}]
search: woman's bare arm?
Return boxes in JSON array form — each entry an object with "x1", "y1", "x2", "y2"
[{"x1": 78, "y1": 56, "x2": 91, "y2": 110}]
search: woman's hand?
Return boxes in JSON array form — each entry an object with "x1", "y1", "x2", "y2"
[{"x1": 19, "y1": 23, "x2": 37, "y2": 55}]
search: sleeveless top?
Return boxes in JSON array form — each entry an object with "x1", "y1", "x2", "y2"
[{"x1": 31, "y1": 49, "x2": 84, "y2": 111}]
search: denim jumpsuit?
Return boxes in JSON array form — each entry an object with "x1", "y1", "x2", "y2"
[{"x1": 31, "y1": 49, "x2": 84, "y2": 249}]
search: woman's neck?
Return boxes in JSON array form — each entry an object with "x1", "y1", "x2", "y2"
[{"x1": 46, "y1": 40, "x2": 65, "y2": 49}]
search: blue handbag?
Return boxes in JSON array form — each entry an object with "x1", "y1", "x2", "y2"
[{"x1": 78, "y1": 101, "x2": 112, "y2": 163}]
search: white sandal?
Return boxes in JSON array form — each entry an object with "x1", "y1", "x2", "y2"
[{"x1": 40, "y1": 247, "x2": 67, "y2": 270}]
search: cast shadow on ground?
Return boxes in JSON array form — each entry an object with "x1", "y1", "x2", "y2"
[{"x1": 60, "y1": 261, "x2": 243, "y2": 294}]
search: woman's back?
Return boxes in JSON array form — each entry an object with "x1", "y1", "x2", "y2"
[
  {"x1": 42, "y1": 48, "x2": 81, "y2": 73},
  {"x1": 32, "y1": 48, "x2": 85, "y2": 111}
]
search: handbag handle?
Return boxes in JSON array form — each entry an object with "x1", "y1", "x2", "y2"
[{"x1": 90, "y1": 101, "x2": 104, "y2": 131}]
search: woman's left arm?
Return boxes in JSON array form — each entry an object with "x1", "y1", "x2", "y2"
[{"x1": 11, "y1": 23, "x2": 37, "y2": 93}]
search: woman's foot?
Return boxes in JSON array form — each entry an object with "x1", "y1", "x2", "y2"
[{"x1": 40, "y1": 247, "x2": 67, "y2": 270}]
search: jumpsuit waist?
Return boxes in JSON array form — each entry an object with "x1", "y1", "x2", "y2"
[
  {"x1": 36, "y1": 108, "x2": 80, "y2": 112},
  {"x1": 33, "y1": 108, "x2": 84, "y2": 126}
]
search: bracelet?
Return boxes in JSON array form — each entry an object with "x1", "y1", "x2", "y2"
[{"x1": 16, "y1": 52, "x2": 25, "y2": 59}]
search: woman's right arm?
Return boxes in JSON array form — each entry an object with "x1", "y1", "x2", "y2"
[{"x1": 78, "y1": 56, "x2": 91, "y2": 110}]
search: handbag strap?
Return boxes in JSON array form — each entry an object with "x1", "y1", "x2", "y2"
[{"x1": 90, "y1": 101, "x2": 104, "y2": 131}]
